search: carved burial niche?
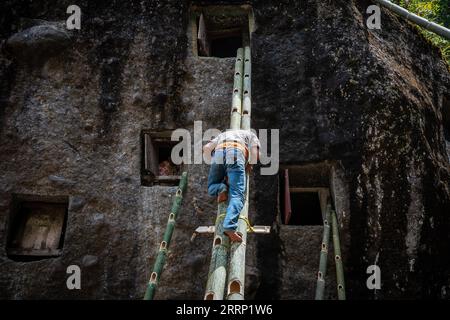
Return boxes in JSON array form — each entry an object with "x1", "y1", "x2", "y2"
[
  {"x1": 279, "y1": 163, "x2": 331, "y2": 226},
  {"x1": 142, "y1": 130, "x2": 182, "y2": 186},
  {"x1": 7, "y1": 195, "x2": 68, "y2": 261},
  {"x1": 190, "y1": 5, "x2": 253, "y2": 58}
]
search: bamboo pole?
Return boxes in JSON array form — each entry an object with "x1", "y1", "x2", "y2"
[
  {"x1": 241, "y1": 46, "x2": 251, "y2": 130},
  {"x1": 143, "y1": 172, "x2": 188, "y2": 300},
  {"x1": 226, "y1": 46, "x2": 251, "y2": 300},
  {"x1": 315, "y1": 204, "x2": 332, "y2": 300},
  {"x1": 374, "y1": 0, "x2": 450, "y2": 40},
  {"x1": 205, "y1": 48, "x2": 244, "y2": 300},
  {"x1": 226, "y1": 179, "x2": 249, "y2": 300},
  {"x1": 230, "y1": 48, "x2": 244, "y2": 130},
  {"x1": 204, "y1": 201, "x2": 230, "y2": 300},
  {"x1": 331, "y1": 209, "x2": 346, "y2": 300}
]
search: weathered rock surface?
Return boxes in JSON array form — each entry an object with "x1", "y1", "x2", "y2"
[
  {"x1": 0, "y1": 0, "x2": 449, "y2": 300},
  {"x1": 6, "y1": 23, "x2": 71, "y2": 65}
]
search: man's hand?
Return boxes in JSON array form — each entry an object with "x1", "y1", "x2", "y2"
[{"x1": 246, "y1": 163, "x2": 253, "y2": 173}]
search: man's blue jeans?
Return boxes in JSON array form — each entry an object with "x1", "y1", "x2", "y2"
[{"x1": 207, "y1": 148, "x2": 246, "y2": 232}]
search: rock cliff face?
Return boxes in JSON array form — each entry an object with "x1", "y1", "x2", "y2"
[{"x1": 0, "y1": 0, "x2": 449, "y2": 299}]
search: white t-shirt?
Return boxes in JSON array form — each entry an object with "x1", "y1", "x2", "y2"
[{"x1": 209, "y1": 129, "x2": 261, "y2": 150}]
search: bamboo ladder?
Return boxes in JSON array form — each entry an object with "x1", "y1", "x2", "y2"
[
  {"x1": 143, "y1": 172, "x2": 188, "y2": 300},
  {"x1": 314, "y1": 203, "x2": 346, "y2": 300},
  {"x1": 204, "y1": 46, "x2": 252, "y2": 300}
]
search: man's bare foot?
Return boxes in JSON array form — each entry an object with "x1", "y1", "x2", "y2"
[
  {"x1": 217, "y1": 191, "x2": 228, "y2": 203},
  {"x1": 224, "y1": 230, "x2": 243, "y2": 243}
]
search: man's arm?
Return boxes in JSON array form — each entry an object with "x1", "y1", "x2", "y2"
[
  {"x1": 250, "y1": 145, "x2": 260, "y2": 163},
  {"x1": 203, "y1": 141, "x2": 216, "y2": 163},
  {"x1": 248, "y1": 132, "x2": 261, "y2": 166}
]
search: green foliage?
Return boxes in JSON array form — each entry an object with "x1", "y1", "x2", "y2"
[{"x1": 393, "y1": 0, "x2": 450, "y2": 64}]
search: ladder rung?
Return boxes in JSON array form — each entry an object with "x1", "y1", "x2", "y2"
[
  {"x1": 192, "y1": 225, "x2": 270, "y2": 240},
  {"x1": 252, "y1": 225, "x2": 271, "y2": 234}
]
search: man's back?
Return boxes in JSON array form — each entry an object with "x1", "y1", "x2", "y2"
[{"x1": 210, "y1": 129, "x2": 260, "y2": 150}]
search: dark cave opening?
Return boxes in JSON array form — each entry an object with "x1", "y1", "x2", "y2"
[
  {"x1": 209, "y1": 35, "x2": 243, "y2": 58},
  {"x1": 288, "y1": 192, "x2": 323, "y2": 226},
  {"x1": 193, "y1": 5, "x2": 250, "y2": 58}
]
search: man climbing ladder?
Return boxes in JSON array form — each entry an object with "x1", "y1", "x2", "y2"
[
  {"x1": 203, "y1": 129, "x2": 260, "y2": 242},
  {"x1": 204, "y1": 46, "x2": 255, "y2": 300}
]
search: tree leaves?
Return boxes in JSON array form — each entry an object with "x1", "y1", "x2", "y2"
[{"x1": 393, "y1": 0, "x2": 450, "y2": 64}]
